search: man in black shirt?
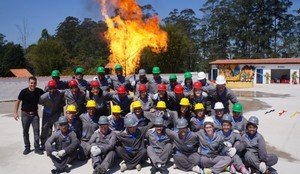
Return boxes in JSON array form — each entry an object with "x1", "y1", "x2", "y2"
[{"x1": 14, "y1": 76, "x2": 45, "y2": 155}]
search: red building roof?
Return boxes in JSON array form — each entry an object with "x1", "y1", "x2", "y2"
[
  {"x1": 209, "y1": 58, "x2": 300, "y2": 65},
  {"x1": 8, "y1": 69, "x2": 32, "y2": 78}
]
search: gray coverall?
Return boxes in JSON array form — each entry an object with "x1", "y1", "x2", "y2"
[
  {"x1": 85, "y1": 90, "x2": 114, "y2": 118},
  {"x1": 165, "y1": 128, "x2": 200, "y2": 171},
  {"x1": 88, "y1": 129, "x2": 117, "y2": 171},
  {"x1": 241, "y1": 132, "x2": 278, "y2": 172},
  {"x1": 211, "y1": 87, "x2": 238, "y2": 114},
  {"x1": 148, "y1": 77, "x2": 169, "y2": 94},
  {"x1": 111, "y1": 94, "x2": 133, "y2": 117},
  {"x1": 231, "y1": 116, "x2": 248, "y2": 135},
  {"x1": 146, "y1": 128, "x2": 172, "y2": 168},
  {"x1": 136, "y1": 95, "x2": 154, "y2": 111},
  {"x1": 213, "y1": 115, "x2": 223, "y2": 132},
  {"x1": 144, "y1": 110, "x2": 178, "y2": 129},
  {"x1": 190, "y1": 115, "x2": 205, "y2": 132},
  {"x1": 64, "y1": 89, "x2": 86, "y2": 116},
  {"x1": 110, "y1": 75, "x2": 131, "y2": 92},
  {"x1": 45, "y1": 130, "x2": 79, "y2": 172},
  {"x1": 198, "y1": 129, "x2": 231, "y2": 173}
]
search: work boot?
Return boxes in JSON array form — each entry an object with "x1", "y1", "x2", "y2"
[
  {"x1": 159, "y1": 165, "x2": 169, "y2": 174},
  {"x1": 51, "y1": 169, "x2": 60, "y2": 174},
  {"x1": 23, "y1": 148, "x2": 31, "y2": 155},
  {"x1": 150, "y1": 166, "x2": 158, "y2": 174},
  {"x1": 35, "y1": 148, "x2": 44, "y2": 155},
  {"x1": 136, "y1": 164, "x2": 142, "y2": 171}
]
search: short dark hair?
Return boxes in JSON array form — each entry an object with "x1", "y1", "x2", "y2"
[{"x1": 28, "y1": 76, "x2": 37, "y2": 82}]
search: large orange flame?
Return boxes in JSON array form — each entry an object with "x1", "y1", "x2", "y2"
[{"x1": 100, "y1": 0, "x2": 168, "y2": 75}]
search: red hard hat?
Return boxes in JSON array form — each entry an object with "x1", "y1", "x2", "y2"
[
  {"x1": 174, "y1": 84, "x2": 184, "y2": 94},
  {"x1": 68, "y1": 79, "x2": 78, "y2": 87},
  {"x1": 117, "y1": 86, "x2": 126, "y2": 94},
  {"x1": 90, "y1": 80, "x2": 100, "y2": 88},
  {"x1": 138, "y1": 84, "x2": 147, "y2": 92},
  {"x1": 157, "y1": 83, "x2": 166, "y2": 91},
  {"x1": 48, "y1": 80, "x2": 57, "y2": 88},
  {"x1": 193, "y1": 81, "x2": 202, "y2": 89}
]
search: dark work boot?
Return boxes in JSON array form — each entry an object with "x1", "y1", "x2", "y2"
[
  {"x1": 23, "y1": 148, "x2": 31, "y2": 155},
  {"x1": 150, "y1": 166, "x2": 158, "y2": 174},
  {"x1": 159, "y1": 165, "x2": 169, "y2": 174}
]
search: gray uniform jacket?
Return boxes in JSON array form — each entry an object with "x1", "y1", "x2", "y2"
[
  {"x1": 45, "y1": 129, "x2": 79, "y2": 156},
  {"x1": 64, "y1": 89, "x2": 86, "y2": 113},
  {"x1": 148, "y1": 77, "x2": 169, "y2": 94},
  {"x1": 136, "y1": 96, "x2": 154, "y2": 111},
  {"x1": 39, "y1": 91, "x2": 65, "y2": 117},
  {"x1": 165, "y1": 128, "x2": 199, "y2": 155},
  {"x1": 79, "y1": 113, "x2": 99, "y2": 141},
  {"x1": 88, "y1": 129, "x2": 117, "y2": 154},
  {"x1": 132, "y1": 80, "x2": 150, "y2": 95},
  {"x1": 125, "y1": 112, "x2": 151, "y2": 127},
  {"x1": 85, "y1": 90, "x2": 114, "y2": 116},
  {"x1": 241, "y1": 132, "x2": 268, "y2": 162},
  {"x1": 144, "y1": 110, "x2": 178, "y2": 129},
  {"x1": 146, "y1": 128, "x2": 171, "y2": 153},
  {"x1": 213, "y1": 115, "x2": 223, "y2": 132},
  {"x1": 218, "y1": 129, "x2": 243, "y2": 152},
  {"x1": 107, "y1": 115, "x2": 125, "y2": 132},
  {"x1": 198, "y1": 129, "x2": 225, "y2": 158},
  {"x1": 232, "y1": 116, "x2": 248, "y2": 134},
  {"x1": 211, "y1": 87, "x2": 238, "y2": 114},
  {"x1": 190, "y1": 116, "x2": 205, "y2": 132},
  {"x1": 111, "y1": 94, "x2": 133, "y2": 117},
  {"x1": 110, "y1": 75, "x2": 131, "y2": 92}
]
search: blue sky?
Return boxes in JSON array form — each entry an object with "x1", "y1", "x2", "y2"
[{"x1": 1, "y1": 0, "x2": 299, "y2": 46}]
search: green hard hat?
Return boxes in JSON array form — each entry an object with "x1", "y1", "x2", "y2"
[
  {"x1": 184, "y1": 72, "x2": 192, "y2": 79},
  {"x1": 232, "y1": 102, "x2": 243, "y2": 113},
  {"x1": 75, "y1": 67, "x2": 83, "y2": 73},
  {"x1": 115, "y1": 64, "x2": 122, "y2": 70},
  {"x1": 51, "y1": 70, "x2": 60, "y2": 77},
  {"x1": 169, "y1": 74, "x2": 177, "y2": 80},
  {"x1": 97, "y1": 66, "x2": 105, "y2": 73},
  {"x1": 152, "y1": 66, "x2": 161, "y2": 74}
]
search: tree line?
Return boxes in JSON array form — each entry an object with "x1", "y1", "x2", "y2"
[{"x1": 1, "y1": 0, "x2": 300, "y2": 76}]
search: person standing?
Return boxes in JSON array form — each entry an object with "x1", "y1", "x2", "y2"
[
  {"x1": 14, "y1": 76, "x2": 45, "y2": 155},
  {"x1": 94, "y1": 66, "x2": 112, "y2": 92},
  {"x1": 74, "y1": 67, "x2": 90, "y2": 91},
  {"x1": 44, "y1": 70, "x2": 68, "y2": 92},
  {"x1": 110, "y1": 64, "x2": 131, "y2": 92},
  {"x1": 148, "y1": 66, "x2": 169, "y2": 94}
]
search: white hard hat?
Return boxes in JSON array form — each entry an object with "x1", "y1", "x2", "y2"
[
  {"x1": 214, "y1": 102, "x2": 224, "y2": 110},
  {"x1": 197, "y1": 72, "x2": 206, "y2": 80},
  {"x1": 204, "y1": 116, "x2": 215, "y2": 126},
  {"x1": 216, "y1": 75, "x2": 226, "y2": 85}
]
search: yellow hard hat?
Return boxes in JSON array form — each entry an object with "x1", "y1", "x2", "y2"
[
  {"x1": 194, "y1": 103, "x2": 205, "y2": 110},
  {"x1": 86, "y1": 100, "x2": 96, "y2": 108},
  {"x1": 156, "y1": 101, "x2": 167, "y2": 109},
  {"x1": 179, "y1": 98, "x2": 190, "y2": 106},
  {"x1": 111, "y1": 105, "x2": 122, "y2": 113},
  {"x1": 132, "y1": 101, "x2": 142, "y2": 108},
  {"x1": 66, "y1": 104, "x2": 77, "y2": 112}
]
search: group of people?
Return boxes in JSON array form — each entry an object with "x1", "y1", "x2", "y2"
[{"x1": 13, "y1": 65, "x2": 278, "y2": 174}]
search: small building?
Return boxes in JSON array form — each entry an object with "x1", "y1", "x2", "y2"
[
  {"x1": 6, "y1": 69, "x2": 32, "y2": 78},
  {"x1": 209, "y1": 58, "x2": 300, "y2": 87}
]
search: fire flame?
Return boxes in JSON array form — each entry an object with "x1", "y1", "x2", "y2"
[{"x1": 100, "y1": 0, "x2": 168, "y2": 75}]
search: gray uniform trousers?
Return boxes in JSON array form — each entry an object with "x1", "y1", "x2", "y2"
[
  {"x1": 21, "y1": 111, "x2": 40, "y2": 149},
  {"x1": 147, "y1": 143, "x2": 172, "y2": 167},
  {"x1": 200, "y1": 155, "x2": 231, "y2": 173},
  {"x1": 174, "y1": 152, "x2": 201, "y2": 171},
  {"x1": 50, "y1": 151, "x2": 77, "y2": 171},
  {"x1": 244, "y1": 152, "x2": 278, "y2": 171},
  {"x1": 92, "y1": 151, "x2": 116, "y2": 170},
  {"x1": 116, "y1": 146, "x2": 147, "y2": 169}
]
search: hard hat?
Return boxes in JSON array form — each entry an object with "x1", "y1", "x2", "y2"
[
  {"x1": 179, "y1": 98, "x2": 190, "y2": 106},
  {"x1": 174, "y1": 84, "x2": 184, "y2": 94},
  {"x1": 176, "y1": 118, "x2": 188, "y2": 129},
  {"x1": 197, "y1": 72, "x2": 206, "y2": 80},
  {"x1": 86, "y1": 100, "x2": 96, "y2": 108},
  {"x1": 194, "y1": 103, "x2": 205, "y2": 110},
  {"x1": 90, "y1": 80, "x2": 100, "y2": 88},
  {"x1": 58, "y1": 116, "x2": 68, "y2": 125},
  {"x1": 138, "y1": 84, "x2": 147, "y2": 92},
  {"x1": 222, "y1": 114, "x2": 232, "y2": 123},
  {"x1": 154, "y1": 116, "x2": 164, "y2": 126},
  {"x1": 152, "y1": 66, "x2": 161, "y2": 74},
  {"x1": 184, "y1": 72, "x2": 192, "y2": 79},
  {"x1": 97, "y1": 66, "x2": 105, "y2": 73},
  {"x1": 132, "y1": 101, "x2": 142, "y2": 108},
  {"x1": 216, "y1": 75, "x2": 226, "y2": 85},
  {"x1": 98, "y1": 116, "x2": 109, "y2": 125},
  {"x1": 75, "y1": 67, "x2": 83, "y2": 74},
  {"x1": 115, "y1": 64, "x2": 122, "y2": 70},
  {"x1": 156, "y1": 101, "x2": 167, "y2": 109},
  {"x1": 157, "y1": 83, "x2": 166, "y2": 91},
  {"x1": 193, "y1": 81, "x2": 202, "y2": 89},
  {"x1": 111, "y1": 105, "x2": 122, "y2": 113},
  {"x1": 48, "y1": 80, "x2": 57, "y2": 88},
  {"x1": 51, "y1": 70, "x2": 60, "y2": 77},
  {"x1": 138, "y1": 69, "x2": 146, "y2": 75},
  {"x1": 68, "y1": 79, "x2": 78, "y2": 87},
  {"x1": 66, "y1": 104, "x2": 77, "y2": 112},
  {"x1": 117, "y1": 86, "x2": 126, "y2": 94},
  {"x1": 214, "y1": 102, "x2": 224, "y2": 110},
  {"x1": 169, "y1": 74, "x2": 177, "y2": 80},
  {"x1": 124, "y1": 117, "x2": 137, "y2": 127},
  {"x1": 232, "y1": 102, "x2": 243, "y2": 113},
  {"x1": 248, "y1": 116, "x2": 259, "y2": 126},
  {"x1": 204, "y1": 117, "x2": 215, "y2": 127}
]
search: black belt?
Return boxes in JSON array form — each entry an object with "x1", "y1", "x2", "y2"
[{"x1": 22, "y1": 110, "x2": 38, "y2": 115}]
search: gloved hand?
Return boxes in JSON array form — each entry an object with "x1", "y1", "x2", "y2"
[
  {"x1": 58, "y1": 149, "x2": 66, "y2": 157},
  {"x1": 233, "y1": 129, "x2": 240, "y2": 134},
  {"x1": 227, "y1": 147, "x2": 237, "y2": 157},
  {"x1": 131, "y1": 81, "x2": 136, "y2": 87},
  {"x1": 223, "y1": 141, "x2": 232, "y2": 147},
  {"x1": 152, "y1": 93, "x2": 158, "y2": 100},
  {"x1": 90, "y1": 146, "x2": 101, "y2": 157},
  {"x1": 259, "y1": 162, "x2": 267, "y2": 173},
  {"x1": 202, "y1": 91, "x2": 208, "y2": 97},
  {"x1": 51, "y1": 151, "x2": 61, "y2": 160}
]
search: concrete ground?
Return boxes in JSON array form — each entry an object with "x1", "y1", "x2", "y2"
[{"x1": 0, "y1": 77, "x2": 299, "y2": 173}]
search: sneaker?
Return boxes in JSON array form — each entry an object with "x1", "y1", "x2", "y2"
[
  {"x1": 136, "y1": 164, "x2": 141, "y2": 171},
  {"x1": 35, "y1": 149, "x2": 44, "y2": 155},
  {"x1": 120, "y1": 161, "x2": 127, "y2": 172},
  {"x1": 230, "y1": 164, "x2": 237, "y2": 173},
  {"x1": 203, "y1": 168, "x2": 213, "y2": 174},
  {"x1": 192, "y1": 165, "x2": 202, "y2": 174},
  {"x1": 51, "y1": 169, "x2": 59, "y2": 174},
  {"x1": 240, "y1": 166, "x2": 251, "y2": 174},
  {"x1": 23, "y1": 148, "x2": 31, "y2": 155}
]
